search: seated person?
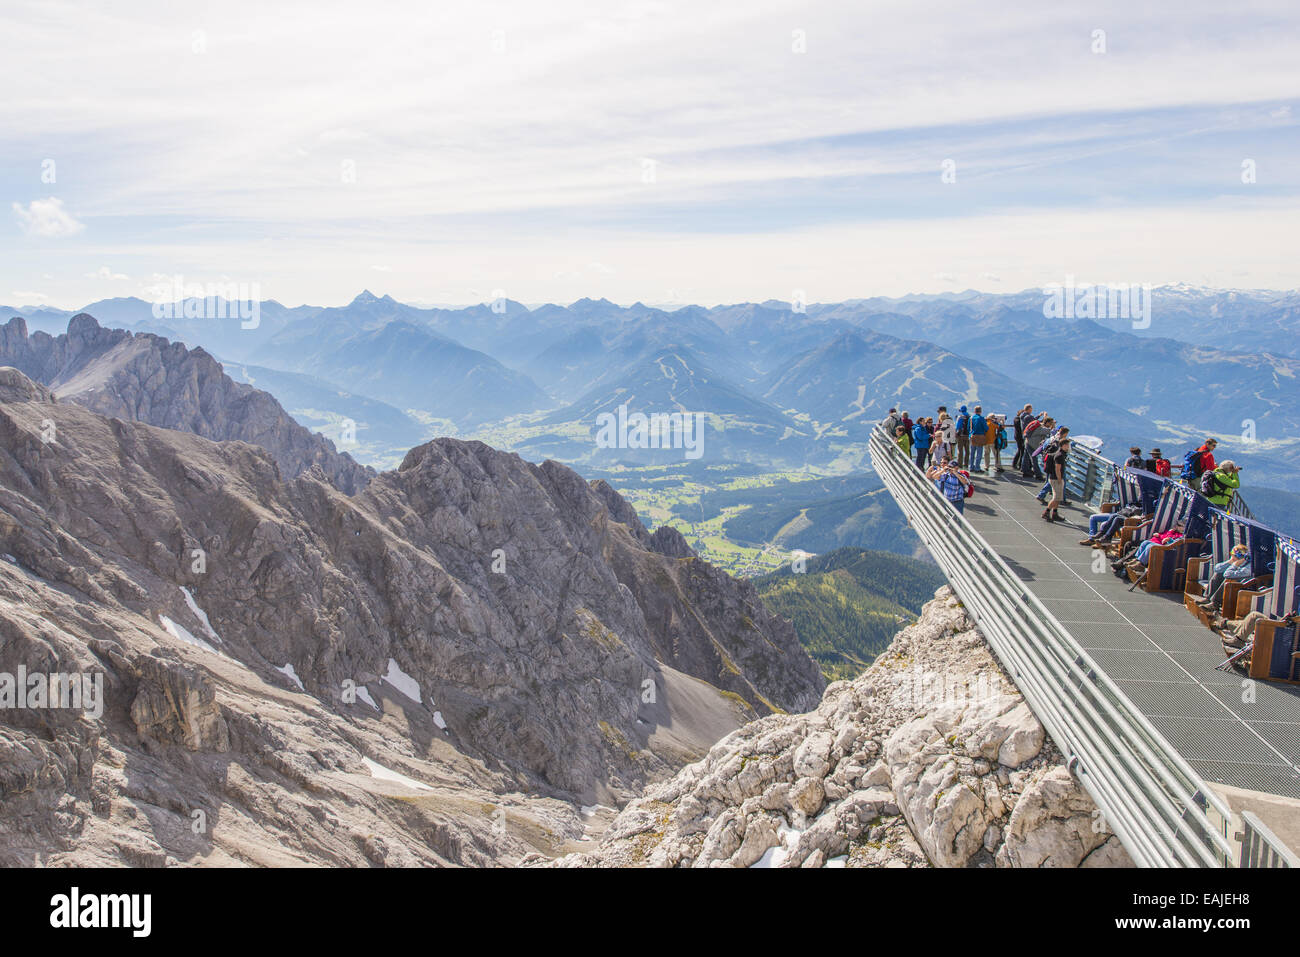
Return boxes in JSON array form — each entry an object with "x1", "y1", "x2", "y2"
[
  {"x1": 1194, "y1": 544, "x2": 1253, "y2": 615},
  {"x1": 1115, "y1": 524, "x2": 1184, "y2": 571},
  {"x1": 1078, "y1": 502, "x2": 1143, "y2": 546}
]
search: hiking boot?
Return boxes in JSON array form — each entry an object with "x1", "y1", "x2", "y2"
[{"x1": 1078, "y1": 537, "x2": 1095, "y2": 546}]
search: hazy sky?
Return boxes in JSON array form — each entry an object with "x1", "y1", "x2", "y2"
[{"x1": 4, "y1": 0, "x2": 1298, "y2": 309}]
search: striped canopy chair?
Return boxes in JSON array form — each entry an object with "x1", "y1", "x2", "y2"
[
  {"x1": 1106, "y1": 466, "x2": 1164, "y2": 513},
  {"x1": 1108, "y1": 467, "x2": 1167, "y2": 553},
  {"x1": 1185, "y1": 509, "x2": 1277, "y2": 617},
  {"x1": 1246, "y1": 538, "x2": 1300, "y2": 684},
  {"x1": 1127, "y1": 482, "x2": 1211, "y2": 592}
]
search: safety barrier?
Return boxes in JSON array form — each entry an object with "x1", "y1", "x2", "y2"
[
  {"x1": 1238, "y1": 811, "x2": 1299, "y2": 868},
  {"x1": 870, "y1": 425, "x2": 1234, "y2": 867},
  {"x1": 1062, "y1": 441, "x2": 1114, "y2": 510}
]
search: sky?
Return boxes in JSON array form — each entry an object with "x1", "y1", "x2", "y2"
[{"x1": 3, "y1": 0, "x2": 1299, "y2": 310}]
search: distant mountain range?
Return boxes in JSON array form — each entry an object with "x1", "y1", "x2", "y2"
[
  {"x1": 0, "y1": 315, "x2": 372, "y2": 494},
  {"x1": 5, "y1": 284, "x2": 1298, "y2": 491}
]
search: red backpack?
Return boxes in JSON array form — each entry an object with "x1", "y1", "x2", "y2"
[{"x1": 960, "y1": 470, "x2": 975, "y2": 497}]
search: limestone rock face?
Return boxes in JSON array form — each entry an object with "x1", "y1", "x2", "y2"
[
  {"x1": 548, "y1": 587, "x2": 1134, "y2": 869},
  {"x1": 129, "y1": 658, "x2": 230, "y2": 752},
  {"x1": 0, "y1": 315, "x2": 372, "y2": 494},
  {"x1": 0, "y1": 368, "x2": 824, "y2": 865}
]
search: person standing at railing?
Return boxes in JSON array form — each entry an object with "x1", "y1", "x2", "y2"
[
  {"x1": 1034, "y1": 425, "x2": 1069, "y2": 502},
  {"x1": 1041, "y1": 438, "x2": 1070, "y2": 522},
  {"x1": 1201, "y1": 461, "x2": 1241, "y2": 511},
  {"x1": 881, "y1": 408, "x2": 901, "y2": 436},
  {"x1": 1124, "y1": 446, "x2": 1144, "y2": 469},
  {"x1": 911, "y1": 418, "x2": 931, "y2": 470},
  {"x1": 1011, "y1": 404, "x2": 1032, "y2": 471},
  {"x1": 1144, "y1": 448, "x2": 1171, "y2": 477},
  {"x1": 969, "y1": 406, "x2": 989, "y2": 472},
  {"x1": 1021, "y1": 413, "x2": 1049, "y2": 480},
  {"x1": 954, "y1": 405, "x2": 971, "y2": 468},
  {"x1": 936, "y1": 412, "x2": 956, "y2": 465},
  {"x1": 894, "y1": 424, "x2": 911, "y2": 458},
  {"x1": 991, "y1": 415, "x2": 1007, "y2": 473}
]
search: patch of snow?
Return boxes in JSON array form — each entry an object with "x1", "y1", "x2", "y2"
[
  {"x1": 432, "y1": 710, "x2": 447, "y2": 730},
  {"x1": 355, "y1": 685, "x2": 380, "y2": 710},
  {"x1": 750, "y1": 823, "x2": 804, "y2": 869},
  {"x1": 383, "y1": 657, "x2": 422, "y2": 703},
  {"x1": 361, "y1": 757, "x2": 432, "y2": 792},
  {"x1": 826, "y1": 855, "x2": 847, "y2": 868},
  {"x1": 3, "y1": 554, "x2": 16, "y2": 564},
  {"x1": 580, "y1": 804, "x2": 613, "y2": 818},
  {"x1": 276, "y1": 662, "x2": 304, "y2": 690},
  {"x1": 180, "y1": 586, "x2": 220, "y2": 642},
  {"x1": 158, "y1": 614, "x2": 220, "y2": 655}
]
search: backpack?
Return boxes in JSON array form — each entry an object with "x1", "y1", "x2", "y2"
[
  {"x1": 1199, "y1": 470, "x2": 1221, "y2": 497},
  {"x1": 994, "y1": 426, "x2": 1007, "y2": 450},
  {"x1": 1181, "y1": 449, "x2": 1203, "y2": 480},
  {"x1": 1153, "y1": 458, "x2": 1171, "y2": 478},
  {"x1": 960, "y1": 470, "x2": 975, "y2": 497},
  {"x1": 955, "y1": 414, "x2": 970, "y2": 436}
]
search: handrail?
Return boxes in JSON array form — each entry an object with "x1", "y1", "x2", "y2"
[
  {"x1": 1238, "y1": 811, "x2": 1299, "y2": 868},
  {"x1": 870, "y1": 426, "x2": 1234, "y2": 867},
  {"x1": 1062, "y1": 441, "x2": 1115, "y2": 510}
]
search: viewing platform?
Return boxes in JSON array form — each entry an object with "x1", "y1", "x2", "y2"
[
  {"x1": 869, "y1": 424, "x2": 1300, "y2": 866},
  {"x1": 962, "y1": 471, "x2": 1300, "y2": 801}
]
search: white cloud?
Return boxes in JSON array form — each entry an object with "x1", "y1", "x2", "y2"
[
  {"x1": 11, "y1": 290, "x2": 47, "y2": 301},
  {"x1": 12, "y1": 197, "x2": 84, "y2": 238},
  {"x1": 86, "y1": 265, "x2": 129, "y2": 280}
]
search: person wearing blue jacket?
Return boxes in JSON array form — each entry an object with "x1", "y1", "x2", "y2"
[
  {"x1": 968, "y1": 406, "x2": 989, "y2": 472},
  {"x1": 911, "y1": 420, "x2": 931, "y2": 470}
]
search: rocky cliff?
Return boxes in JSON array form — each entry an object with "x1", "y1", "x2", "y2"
[
  {"x1": 0, "y1": 314, "x2": 372, "y2": 494},
  {"x1": 0, "y1": 368, "x2": 823, "y2": 865},
  {"x1": 543, "y1": 587, "x2": 1133, "y2": 868}
]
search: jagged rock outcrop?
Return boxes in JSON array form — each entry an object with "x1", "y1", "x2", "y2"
[
  {"x1": 0, "y1": 369, "x2": 823, "y2": 864},
  {"x1": 0, "y1": 314, "x2": 372, "y2": 494},
  {"x1": 544, "y1": 588, "x2": 1133, "y2": 868}
]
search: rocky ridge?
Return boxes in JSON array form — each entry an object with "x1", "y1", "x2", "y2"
[
  {"x1": 543, "y1": 587, "x2": 1133, "y2": 868},
  {"x1": 0, "y1": 314, "x2": 372, "y2": 494},
  {"x1": 0, "y1": 367, "x2": 822, "y2": 865}
]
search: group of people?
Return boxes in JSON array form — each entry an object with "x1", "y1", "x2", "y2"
[
  {"x1": 881, "y1": 406, "x2": 1007, "y2": 475},
  {"x1": 1176, "y1": 437, "x2": 1243, "y2": 510},
  {"x1": 882, "y1": 404, "x2": 1246, "y2": 531}
]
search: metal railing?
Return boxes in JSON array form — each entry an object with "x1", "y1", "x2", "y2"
[
  {"x1": 1063, "y1": 441, "x2": 1115, "y2": 509},
  {"x1": 1238, "y1": 812, "x2": 1299, "y2": 868},
  {"x1": 870, "y1": 426, "x2": 1234, "y2": 867}
]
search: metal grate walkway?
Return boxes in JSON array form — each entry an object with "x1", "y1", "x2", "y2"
[{"x1": 962, "y1": 469, "x2": 1300, "y2": 799}]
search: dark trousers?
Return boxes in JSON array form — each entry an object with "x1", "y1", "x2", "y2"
[
  {"x1": 1202, "y1": 572, "x2": 1227, "y2": 611},
  {"x1": 1012, "y1": 435, "x2": 1024, "y2": 469},
  {"x1": 915, "y1": 446, "x2": 929, "y2": 469}
]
